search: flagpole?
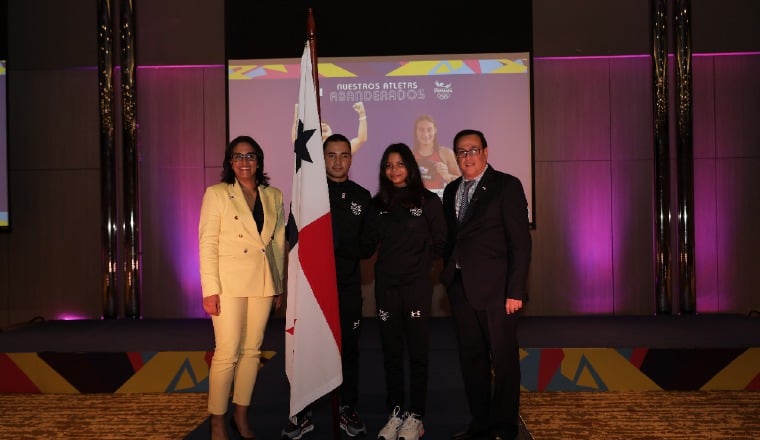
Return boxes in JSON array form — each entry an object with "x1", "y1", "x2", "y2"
[
  {"x1": 306, "y1": 8, "x2": 320, "y2": 118},
  {"x1": 306, "y1": 9, "x2": 341, "y2": 440}
]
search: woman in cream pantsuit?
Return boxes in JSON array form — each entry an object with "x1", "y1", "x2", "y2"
[{"x1": 199, "y1": 135, "x2": 286, "y2": 440}]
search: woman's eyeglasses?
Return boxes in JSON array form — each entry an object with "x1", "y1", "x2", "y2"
[{"x1": 231, "y1": 153, "x2": 257, "y2": 162}]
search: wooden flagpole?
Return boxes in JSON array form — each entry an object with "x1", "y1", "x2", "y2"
[{"x1": 306, "y1": 8, "x2": 321, "y2": 118}]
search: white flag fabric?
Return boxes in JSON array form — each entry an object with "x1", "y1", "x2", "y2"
[{"x1": 285, "y1": 40, "x2": 342, "y2": 417}]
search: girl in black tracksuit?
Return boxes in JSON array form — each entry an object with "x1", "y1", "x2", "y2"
[{"x1": 372, "y1": 143, "x2": 447, "y2": 423}]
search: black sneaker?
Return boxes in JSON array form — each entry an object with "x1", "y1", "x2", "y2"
[
  {"x1": 339, "y1": 405, "x2": 367, "y2": 437},
  {"x1": 281, "y1": 410, "x2": 314, "y2": 439}
]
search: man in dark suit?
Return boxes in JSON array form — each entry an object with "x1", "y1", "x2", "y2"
[{"x1": 440, "y1": 129, "x2": 532, "y2": 440}]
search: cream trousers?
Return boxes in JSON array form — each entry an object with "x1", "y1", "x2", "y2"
[{"x1": 208, "y1": 295, "x2": 273, "y2": 415}]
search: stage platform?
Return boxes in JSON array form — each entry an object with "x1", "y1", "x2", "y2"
[{"x1": 1, "y1": 314, "x2": 758, "y2": 394}]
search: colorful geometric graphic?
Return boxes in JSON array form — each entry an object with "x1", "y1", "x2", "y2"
[
  {"x1": 519, "y1": 347, "x2": 760, "y2": 392},
  {"x1": 2, "y1": 347, "x2": 757, "y2": 394},
  {"x1": 228, "y1": 57, "x2": 528, "y2": 80},
  {"x1": 0, "y1": 350, "x2": 276, "y2": 394}
]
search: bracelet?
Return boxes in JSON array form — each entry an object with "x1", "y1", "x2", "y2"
[{"x1": 358, "y1": 116, "x2": 367, "y2": 121}]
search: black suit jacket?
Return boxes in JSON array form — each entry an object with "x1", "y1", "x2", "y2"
[{"x1": 440, "y1": 165, "x2": 532, "y2": 309}]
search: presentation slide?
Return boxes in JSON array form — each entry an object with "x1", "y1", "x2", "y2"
[{"x1": 228, "y1": 53, "x2": 534, "y2": 225}]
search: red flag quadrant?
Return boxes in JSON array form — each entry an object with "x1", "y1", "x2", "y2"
[{"x1": 285, "y1": 40, "x2": 342, "y2": 418}]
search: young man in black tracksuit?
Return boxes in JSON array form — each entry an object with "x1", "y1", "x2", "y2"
[{"x1": 282, "y1": 133, "x2": 377, "y2": 439}]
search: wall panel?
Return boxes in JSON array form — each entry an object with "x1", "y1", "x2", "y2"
[
  {"x1": 529, "y1": 161, "x2": 613, "y2": 315},
  {"x1": 136, "y1": 0, "x2": 224, "y2": 66},
  {"x1": 611, "y1": 158, "x2": 655, "y2": 314},
  {"x1": 692, "y1": 0, "x2": 760, "y2": 53},
  {"x1": 138, "y1": 68, "x2": 207, "y2": 318},
  {"x1": 202, "y1": 67, "x2": 227, "y2": 156},
  {"x1": 8, "y1": 169, "x2": 101, "y2": 323},
  {"x1": 692, "y1": 56, "x2": 716, "y2": 159},
  {"x1": 715, "y1": 158, "x2": 760, "y2": 313},
  {"x1": 8, "y1": 0, "x2": 95, "y2": 69},
  {"x1": 532, "y1": 0, "x2": 650, "y2": 57},
  {"x1": 693, "y1": 158, "x2": 718, "y2": 311},
  {"x1": 609, "y1": 57, "x2": 653, "y2": 161},
  {"x1": 8, "y1": 70, "x2": 99, "y2": 168},
  {"x1": 5, "y1": 67, "x2": 100, "y2": 323},
  {"x1": 714, "y1": 56, "x2": 760, "y2": 158},
  {"x1": 533, "y1": 58, "x2": 612, "y2": 162},
  {"x1": 608, "y1": 57, "x2": 655, "y2": 314},
  {"x1": 141, "y1": 165, "x2": 205, "y2": 318},
  {"x1": 137, "y1": 69, "x2": 206, "y2": 165}
]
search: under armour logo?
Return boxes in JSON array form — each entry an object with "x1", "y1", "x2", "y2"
[{"x1": 410, "y1": 310, "x2": 421, "y2": 318}]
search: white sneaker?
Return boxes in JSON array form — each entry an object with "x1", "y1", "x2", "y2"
[
  {"x1": 397, "y1": 412, "x2": 424, "y2": 440},
  {"x1": 377, "y1": 406, "x2": 404, "y2": 440}
]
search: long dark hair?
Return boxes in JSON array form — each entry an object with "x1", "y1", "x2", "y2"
[
  {"x1": 221, "y1": 135, "x2": 270, "y2": 186},
  {"x1": 375, "y1": 143, "x2": 426, "y2": 210}
]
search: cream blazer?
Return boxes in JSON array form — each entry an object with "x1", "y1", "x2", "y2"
[{"x1": 199, "y1": 180, "x2": 286, "y2": 298}]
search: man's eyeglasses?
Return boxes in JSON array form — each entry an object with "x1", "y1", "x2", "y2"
[
  {"x1": 455, "y1": 148, "x2": 482, "y2": 159},
  {"x1": 231, "y1": 153, "x2": 257, "y2": 162}
]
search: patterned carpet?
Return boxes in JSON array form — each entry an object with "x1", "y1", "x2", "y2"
[
  {"x1": 1, "y1": 391, "x2": 758, "y2": 439},
  {"x1": 520, "y1": 390, "x2": 760, "y2": 440},
  {"x1": 0, "y1": 393, "x2": 207, "y2": 439}
]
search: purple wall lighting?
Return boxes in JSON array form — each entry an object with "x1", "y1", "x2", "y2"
[{"x1": 104, "y1": 52, "x2": 758, "y2": 319}]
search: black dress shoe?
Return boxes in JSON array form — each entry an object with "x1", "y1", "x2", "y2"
[{"x1": 231, "y1": 417, "x2": 256, "y2": 440}]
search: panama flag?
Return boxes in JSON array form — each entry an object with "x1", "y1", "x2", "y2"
[{"x1": 285, "y1": 39, "x2": 342, "y2": 417}]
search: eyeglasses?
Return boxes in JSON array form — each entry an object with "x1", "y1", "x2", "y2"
[
  {"x1": 231, "y1": 153, "x2": 257, "y2": 162},
  {"x1": 455, "y1": 148, "x2": 482, "y2": 159}
]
